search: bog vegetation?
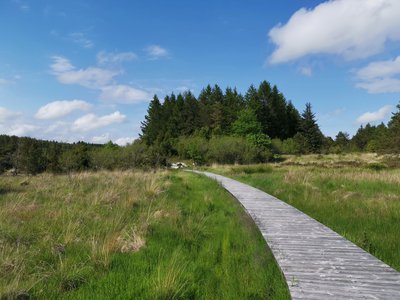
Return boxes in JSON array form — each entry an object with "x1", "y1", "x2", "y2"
[
  {"x1": 1, "y1": 81, "x2": 400, "y2": 174},
  {"x1": 208, "y1": 154, "x2": 400, "y2": 271},
  {"x1": 0, "y1": 171, "x2": 289, "y2": 299}
]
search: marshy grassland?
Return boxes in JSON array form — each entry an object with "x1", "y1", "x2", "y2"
[
  {"x1": 208, "y1": 153, "x2": 400, "y2": 271},
  {"x1": 0, "y1": 171, "x2": 289, "y2": 299}
]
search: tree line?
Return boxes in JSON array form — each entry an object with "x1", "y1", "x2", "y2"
[
  {"x1": 141, "y1": 81, "x2": 325, "y2": 158},
  {"x1": 0, "y1": 81, "x2": 399, "y2": 174}
]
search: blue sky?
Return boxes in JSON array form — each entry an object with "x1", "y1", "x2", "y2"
[{"x1": 1, "y1": 0, "x2": 400, "y2": 144}]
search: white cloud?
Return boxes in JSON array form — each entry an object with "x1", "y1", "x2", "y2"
[
  {"x1": 269, "y1": 0, "x2": 400, "y2": 64},
  {"x1": 356, "y1": 105, "x2": 393, "y2": 124},
  {"x1": 100, "y1": 85, "x2": 151, "y2": 104},
  {"x1": 0, "y1": 107, "x2": 21, "y2": 123},
  {"x1": 50, "y1": 56, "x2": 150, "y2": 104},
  {"x1": 92, "y1": 133, "x2": 111, "y2": 144},
  {"x1": 51, "y1": 56, "x2": 118, "y2": 89},
  {"x1": 44, "y1": 121, "x2": 69, "y2": 133},
  {"x1": 300, "y1": 66, "x2": 312, "y2": 77},
  {"x1": 97, "y1": 51, "x2": 137, "y2": 65},
  {"x1": 72, "y1": 111, "x2": 126, "y2": 132},
  {"x1": 3, "y1": 124, "x2": 38, "y2": 136},
  {"x1": 51, "y1": 56, "x2": 74, "y2": 73},
  {"x1": 356, "y1": 56, "x2": 400, "y2": 80},
  {"x1": 57, "y1": 67, "x2": 118, "y2": 88},
  {"x1": 355, "y1": 56, "x2": 400, "y2": 93},
  {"x1": 69, "y1": 32, "x2": 94, "y2": 49},
  {"x1": 356, "y1": 77, "x2": 400, "y2": 94},
  {"x1": 145, "y1": 45, "x2": 169, "y2": 60},
  {"x1": 114, "y1": 137, "x2": 135, "y2": 146},
  {"x1": 0, "y1": 107, "x2": 37, "y2": 137},
  {"x1": 35, "y1": 100, "x2": 92, "y2": 120}
]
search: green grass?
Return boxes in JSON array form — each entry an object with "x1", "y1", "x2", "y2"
[
  {"x1": 209, "y1": 158, "x2": 400, "y2": 271},
  {"x1": 0, "y1": 171, "x2": 289, "y2": 299}
]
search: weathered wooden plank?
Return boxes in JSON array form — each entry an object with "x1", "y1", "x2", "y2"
[{"x1": 192, "y1": 171, "x2": 400, "y2": 299}]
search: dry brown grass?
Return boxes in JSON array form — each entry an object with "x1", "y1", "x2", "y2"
[{"x1": 0, "y1": 170, "x2": 168, "y2": 297}]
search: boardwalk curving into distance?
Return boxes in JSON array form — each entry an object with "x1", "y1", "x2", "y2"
[{"x1": 193, "y1": 171, "x2": 400, "y2": 299}]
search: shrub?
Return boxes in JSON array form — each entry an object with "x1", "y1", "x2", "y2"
[
  {"x1": 366, "y1": 162, "x2": 388, "y2": 171},
  {"x1": 208, "y1": 136, "x2": 250, "y2": 164},
  {"x1": 176, "y1": 136, "x2": 208, "y2": 165}
]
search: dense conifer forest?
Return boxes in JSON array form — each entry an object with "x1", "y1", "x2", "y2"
[{"x1": 1, "y1": 81, "x2": 399, "y2": 174}]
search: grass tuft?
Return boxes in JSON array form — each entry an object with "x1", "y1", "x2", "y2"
[{"x1": 0, "y1": 171, "x2": 289, "y2": 298}]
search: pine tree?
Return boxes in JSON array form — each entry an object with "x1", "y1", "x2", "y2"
[
  {"x1": 174, "y1": 93, "x2": 185, "y2": 135},
  {"x1": 257, "y1": 81, "x2": 272, "y2": 135},
  {"x1": 198, "y1": 85, "x2": 213, "y2": 128},
  {"x1": 210, "y1": 85, "x2": 225, "y2": 131},
  {"x1": 335, "y1": 131, "x2": 350, "y2": 152},
  {"x1": 223, "y1": 87, "x2": 244, "y2": 133},
  {"x1": 267, "y1": 85, "x2": 287, "y2": 139},
  {"x1": 300, "y1": 103, "x2": 324, "y2": 153},
  {"x1": 286, "y1": 101, "x2": 301, "y2": 138},
  {"x1": 181, "y1": 91, "x2": 200, "y2": 135},
  {"x1": 386, "y1": 102, "x2": 400, "y2": 152},
  {"x1": 245, "y1": 85, "x2": 264, "y2": 130},
  {"x1": 140, "y1": 95, "x2": 163, "y2": 145}
]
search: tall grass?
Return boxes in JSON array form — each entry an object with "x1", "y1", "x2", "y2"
[
  {"x1": 0, "y1": 171, "x2": 165, "y2": 298},
  {"x1": 211, "y1": 157, "x2": 400, "y2": 271},
  {"x1": 0, "y1": 171, "x2": 289, "y2": 299}
]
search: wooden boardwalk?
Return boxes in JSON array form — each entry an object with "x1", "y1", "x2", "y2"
[{"x1": 194, "y1": 171, "x2": 400, "y2": 299}]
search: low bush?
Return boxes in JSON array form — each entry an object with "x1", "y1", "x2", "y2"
[{"x1": 366, "y1": 162, "x2": 388, "y2": 171}]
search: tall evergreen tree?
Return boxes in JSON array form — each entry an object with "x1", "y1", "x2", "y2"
[
  {"x1": 257, "y1": 81, "x2": 272, "y2": 135},
  {"x1": 181, "y1": 91, "x2": 200, "y2": 135},
  {"x1": 335, "y1": 131, "x2": 350, "y2": 152},
  {"x1": 286, "y1": 101, "x2": 301, "y2": 138},
  {"x1": 386, "y1": 102, "x2": 400, "y2": 152},
  {"x1": 267, "y1": 85, "x2": 287, "y2": 139},
  {"x1": 210, "y1": 85, "x2": 225, "y2": 131},
  {"x1": 245, "y1": 85, "x2": 264, "y2": 130},
  {"x1": 198, "y1": 85, "x2": 213, "y2": 128},
  {"x1": 300, "y1": 103, "x2": 324, "y2": 153},
  {"x1": 173, "y1": 93, "x2": 185, "y2": 135},
  {"x1": 223, "y1": 87, "x2": 244, "y2": 133},
  {"x1": 140, "y1": 95, "x2": 163, "y2": 145}
]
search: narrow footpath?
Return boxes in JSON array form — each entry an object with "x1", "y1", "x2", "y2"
[{"x1": 193, "y1": 171, "x2": 400, "y2": 299}]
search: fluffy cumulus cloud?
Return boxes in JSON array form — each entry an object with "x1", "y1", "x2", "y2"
[
  {"x1": 145, "y1": 45, "x2": 169, "y2": 60},
  {"x1": 114, "y1": 137, "x2": 135, "y2": 146},
  {"x1": 100, "y1": 85, "x2": 151, "y2": 104},
  {"x1": 0, "y1": 107, "x2": 21, "y2": 122},
  {"x1": 91, "y1": 134, "x2": 135, "y2": 145},
  {"x1": 6, "y1": 124, "x2": 38, "y2": 136},
  {"x1": 50, "y1": 56, "x2": 150, "y2": 103},
  {"x1": 50, "y1": 56, "x2": 118, "y2": 88},
  {"x1": 356, "y1": 105, "x2": 393, "y2": 124},
  {"x1": 35, "y1": 100, "x2": 91, "y2": 120},
  {"x1": 97, "y1": 51, "x2": 137, "y2": 65},
  {"x1": 0, "y1": 107, "x2": 38, "y2": 137},
  {"x1": 51, "y1": 56, "x2": 74, "y2": 73},
  {"x1": 355, "y1": 56, "x2": 400, "y2": 93},
  {"x1": 72, "y1": 111, "x2": 126, "y2": 132},
  {"x1": 91, "y1": 133, "x2": 111, "y2": 144},
  {"x1": 269, "y1": 0, "x2": 400, "y2": 63}
]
